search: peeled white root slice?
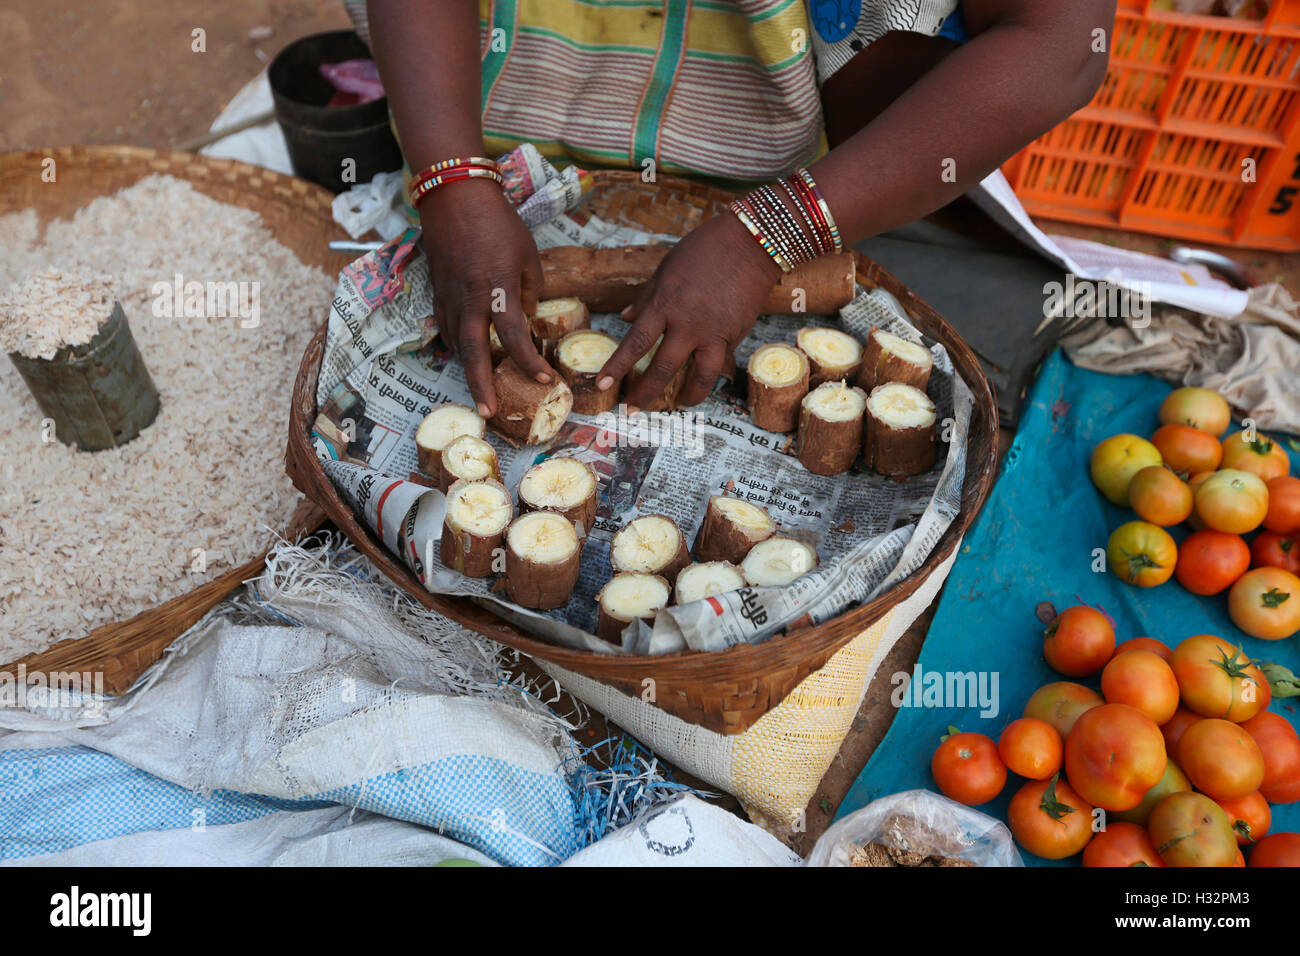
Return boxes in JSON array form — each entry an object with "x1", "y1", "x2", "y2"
[
  {"x1": 865, "y1": 382, "x2": 937, "y2": 477},
  {"x1": 530, "y1": 297, "x2": 590, "y2": 359},
  {"x1": 693, "y1": 495, "x2": 776, "y2": 564},
  {"x1": 674, "y1": 561, "x2": 746, "y2": 605},
  {"x1": 488, "y1": 357, "x2": 574, "y2": 447},
  {"x1": 858, "y1": 328, "x2": 933, "y2": 392},
  {"x1": 440, "y1": 478, "x2": 512, "y2": 578},
  {"x1": 556, "y1": 329, "x2": 620, "y2": 415},
  {"x1": 797, "y1": 380, "x2": 867, "y2": 477},
  {"x1": 797, "y1": 326, "x2": 863, "y2": 387},
  {"x1": 740, "y1": 536, "x2": 819, "y2": 587},
  {"x1": 416, "y1": 403, "x2": 485, "y2": 481},
  {"x1": 610, "y1": 514, "x2": 689, "y2": 583},
  {"x1": 438, "y1": 434, "x2": 499, "y2": 492},
  {"x1": 747, "y1": 343, "x2": 809, "y2": 433},
  {"x1": 518, "y1": 456, "x2": 598, "y2": 532},
  {"x1": 597, "y1": 572, "x2": 670, "y2": 642},
  {"x1": 508, "y1": 510, "x2": 579, "y2": 563},
  {"x1": 505, "y1": 510, "x2": 582, "y2": 609}
]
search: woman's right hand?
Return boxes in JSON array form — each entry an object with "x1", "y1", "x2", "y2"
[{"x1": 420, "y1": 178, "x2": 553, "y2": 418}]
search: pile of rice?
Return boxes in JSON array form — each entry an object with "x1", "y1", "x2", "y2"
[
  {"x1": 0, "y1": 175, "x2": 333, "y2": 660},
  {"x1": 0, "y1": 268, "x2": 117, "y2": 360}
]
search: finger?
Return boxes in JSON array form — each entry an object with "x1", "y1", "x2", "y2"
[
  {"x1": 434, "y1": 293, "x2": 459, "y2": 349},
  {"x1": 623, "y1": 327, "x2": 694, "y2": 411},
  {"x1": 596, "y1": 308, "x2": 666, "y2": 399},
  {"x1": 457, "y1": 313, "x2": 497, "y2": 418},
  {"x1": 520, "y1": 249, "x2": 543, "y2": 318},
  {"x1": 493, "y1": 287, "x2": 553, "y2": 385},
  {"x1": 674, "y1": 342, "x2": 724, "y2": 408}
]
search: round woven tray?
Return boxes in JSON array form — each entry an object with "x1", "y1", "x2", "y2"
[
  {"x1": 0, "y1": 146, "x2": 346, "y2": 694},
  {"x1": 287, "y1": 170, "x2": 1001, "y2": 735}
]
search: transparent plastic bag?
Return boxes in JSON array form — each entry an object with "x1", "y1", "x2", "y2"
[{"x1": 806, "y1": 789, "x2": 1023, "y2": 867}]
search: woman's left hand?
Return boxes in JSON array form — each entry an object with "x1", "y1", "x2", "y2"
[{"x1": 596, "y1": 212, "x2": 783, "y2": 410}]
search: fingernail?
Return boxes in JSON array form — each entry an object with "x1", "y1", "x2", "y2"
[
  {"x1": 477, "y1": 402, "x2": 491, "y2": 418},
  {"x1": 536, "y1": 372, "x2": 552, "y2": 383},
  {"x1": 597, "y1": 375, "x2": 613, "y2": 391},
  {"x1": 625, "y1": 404, "x2": 640, "y2": 416}
]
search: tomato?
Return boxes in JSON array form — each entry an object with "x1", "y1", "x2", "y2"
[
  {"x1": 1090, "y1": 434, "x2": 1163, "y2": 507},
  {"x1": 1183, "y1": 471, "x2": 1215, "y2": 531},
  {"x1": 1100, "y1": 650, "x2": 1180, "y2": 725},
  {"x1": 1217, "y1": 791, "x2": 1271, "y2": 846},
  {"x1": 1250, "y1": 532, "x2": 1300, "y2": 575},
  {"x1": 1024, "y1": 682, "x2": 1104, "y2": 738},
  {"x1": 1221, "y1": 431, "x2": 1291, "y2": 482},
  {"x1": 1159, "y1": 387, "x2": 1231, "y2": 437},
  {"x1": 1008, "y1": 774, "x2": 1095, "y2": 860},
  {"x1": 1160, "y1": 707, "x2": 1204, "y2": 755},
  {"x1": 1113, "y1": 758, "x2": 1192, "y2": 826},
  {"x1": 1194, "y1": 469, "x2": 1270, "y2": 535},
  {"x1": 1065, "y1": 703, "x2": 1168, "y2": 812},
  {"x1": 1170, "y1": 634, "x2": 1266, "y2": 721},
  {"x1": 1149, "y1": 792, "x2": 1238, "y2": 866},
  {"x1": 1241, "y1": 711, "x2": 1300, "y2": 804},
  {"x1": 1107, "y1": 521, "x2": 1177, "y2": 588},
  {"x1": 1083, "y1": 822, "x2": 1165, "y2": 867},
  {"x1": 1265, "y1": 476, "x2": 1300, "y2": 534},
  {"x1": 1043, "y1": 606, "x2": 1116, "y2": 677},
  {"x1": 1174, "y1": 529, "x2": 1251, "y2": 595},
  {"x1": 1228, "y1": 567, "x2": 1300, "y2": 641},
  {"x1": 1115, "y1": 636, "x2": 1171, "y2": 660},
  {"x1": 931, "y1": 732, "x2": 1006, "y2": 806},
  {"x1": 1236, "y1": 849, "x2": 1247, "y2": 866},
  {"x1": 1128, "y1": 466, "x2": 1194, "y2": 527},
  {"x1": 997, "y1": 717, "x2": 1063, "y2": 780},
  {"x1": 1178, "y1": 718, "x2": 1265, "y2": 800},
  {"x1": 1150, "y1": 423, "x2": 1224, "y2": 477},
  {"x1": 1249, "y1": 832, "x2": 1300, "y2": 866}
]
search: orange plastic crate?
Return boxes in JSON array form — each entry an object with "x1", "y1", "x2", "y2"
[{"x1": 1002, "y1": 0, "x2": 1300, "y2": 251}]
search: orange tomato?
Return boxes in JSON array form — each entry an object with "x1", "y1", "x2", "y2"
[
  {"x1": 1151, "y1": 423, "x2": 1223, "y2": 477},
  {"x1": 1101, "y1": 650, "x2": 1180, "y2": 725},
  {"x1": 1043, "y1": 605, "x2": 1116, "y2": 677},
  {"x1": 1083, "y1": 822, "x2": 1165, "y2": 867},
  {"x1": 1159, "y1": 387, "x2": 1231, "y2": 436},
  {"x1": 1183, "y1": 470, "x2": 1215, "y2": 531},
  {"x1": 930, "y1": 732, "x2": 1006, "y2": 806},
  {"x1": 1115, "y1": 636, "x2": 1172, "y2": 660},
  {"x1": 1177, "y1": 718, "x2": 1265, "y2": 800},
  {"x1": 1194, "y1": 469, "x2": 1270, "y2": 535},
  {"x1": 1161, "y1": 707, "x2": 1204, "y2": 755},
  {"x1": 1217, "y1": 791, "x2": 1271, "y2": 845},
  {"x1": 1249, "y1": 832, "x2": 1300, "y2": 866},
  {"x1": 1221, "y1": 431, "x2": 1291, "y2": 482},
  {"x1": 997, "y1": 718, "x2": 1063, "y2": 781},
  {"x1": 1264, "y1": 476, "x2": 1300, "y2": 534},
  {"x1": 1228, "y1": 567, "x2": 1300, "y2": 641},
  {"x1": 1128, "y1": 466, "x2": 1194, "y2": 527},
  {"x1": 1023, "y1": 682, "x2": 1104, "y2": 739},
  {"x1": 1112, "y1": 758, "x2": 1192, "y2": 826},
  {"x1": 1065, "y1": 703, "x2": 1168, "y2": 812},
  {"x1": 1106, "y1": 521, "x2": 1178, "y2": 588},
  {"x1": 1241, "y1": 711, "x2": 1300, "y2": 804},
  {"x1": 1149, "y1": 792, "x2": 1238, "y2": 867},
  {"x1": 1091, "y1": 434, "x2": 1164, "y2": 506},
  {"x1": 1008, "y1": 774, "x2": 1095, "y2": 860},
  {"x1": 1170, "y1": 634, "x2": 1266, "y2": 722},
  {"x1": 1174, "y1": 530, "x2": 1251, "y2": 596}
]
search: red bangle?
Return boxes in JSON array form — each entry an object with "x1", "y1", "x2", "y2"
[{"x1": 408, "y1": 157, "x2": 504, "y2": 209}]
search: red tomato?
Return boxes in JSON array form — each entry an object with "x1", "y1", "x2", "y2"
[
  {"x1": 1043, "y1": 606, "x2": 1116, "y2": 678},
  {"x1": 1151, "y1": 423, "x2": 1223, "y2": 477},
  {"x1": 1159, "y1": 387, "x2": 1231, "y2": 437},
  {"x1": 1228, "y1": 567, "x2": 1300, "y2": 641},
  {"x1": 1149, "y1": 792, "x2": 1238, "y2": 867},
  {"x1": 1128, "y1": 466, "x2": 1194, "y2": 527},
  {"x1": 1221, "y1": 431, "x2": 1291, "y2": 482},
  {"x1": 1216, "y1": 791, "x2": 1271, "y2": 846},
  {"x1": 1115, "y1": 637, "x2": 1172, "y2": 660},
  {"x1": 931, "y1": 732, "x2": 1006, "y2": 806},
  {"x1": 1101, "y1": 650, "x2": 1180, "y2": 725},
  {"x1": 1249, "y1": 832, "x2": 1300, "y2": 866},
  {"x1": 1175, "y1": 530, "x2": 1251, "y2": 596},
  {"x1": 1083, "y1": 822, "x2": 1164, "y2": 867},
  {"x1": 1065, "y1": 703, "x2": 1168, "y2": 812},
  {"x1": 997, "y1": 718, "x2": 1063, "y2": 781},
  {"x1": 1177, "y1": 718, "x2": 1265, "y2": 800},
  {"x1": 1169, "y1": 634, "x2": 1266, "y2": 722},
  {"x1": 1112, "y1": 758, "x2": 1193, "y2": 827},
  {"x1": 1194, "y1": 469, "x2": 1270, "y2": 535},
  {"x1": 1023, "y1": 682, "x2": 1104, "y2": 739},
  {"x1": 1250, "y1": 532, "x2": 1300, "y2": 575},
  {"x1": 1008, "y1": 775, "x2": 1095, "y2": 860},
  {"x1": 1107, "y1": 521, "x2": 1178, "y2": 588},
  {"x1": 1264, "y1": 476, "x2": 1300, "y2": 534},
  {"x1": 1161, "y1": 707, "x2": 1204, "y2": 755},
  {"x1": 1240, "y1": 711, "x2": 1300, "y2": 804}
]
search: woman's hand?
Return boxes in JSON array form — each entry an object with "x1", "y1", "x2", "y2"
[
  {"x1": 420, "y1": 178, "x2": 553, "y2": 418},
  {"x1": 596, "y1": 212, "x2": 783, "y2": 410}
]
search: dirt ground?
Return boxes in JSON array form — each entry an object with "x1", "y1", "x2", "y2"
[{"x1": 4, "y1": 0, "x2": 1295, "y2": 855}]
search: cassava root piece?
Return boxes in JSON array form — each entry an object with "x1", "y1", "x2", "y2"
[
  {"x1": 518, "y1": 456, "x2": 599, "y2": 533},
  {"x1": 610, "y1": 514, "x2": 690, "y2": 584},
  {"x1": 746, "y1": 343, "x2": 809, "y2": 433},
  {"x1": 538, "y1": 245, "x2": 856, "y2": 315},
  {"x1": 674, "y1": 561, "x2": 746, "y2": 606},
  {"x1": 693, "y1": 495, "x2": 776, "y2": 564},
  {"x1": 416, "y1": 403, "x2": 485, "y2": 485},
  {"x1": 596, "y1": 572, "x2": 670, "y2": 643},
  {"x1": 798, "y1": 381, "x2": 867, "y2": 476},
  {"x1": 865, "y1": 382, "x2": 937, "y2": 477},
  {"x1": 797, "y1": 326, "x2": 863, "y2": 387},
  {"x1": 529, "y1": 297, "x2": 590, "y2": 360},
  {"x1": 438, "y1": 434, "x2": 500, "y2": 493},
  {"x1": 504, "y1": 510, "x2": 581, "y2": 609},
  {"x1": 858, "y1": 329, "x2": 933, "y2": 392},
  {"x1": 741, "y1": 536, "x2": 819, "y2": 587},
  {"x1": 440, "y1": 478, "x2": 512, "y2": 578},
  {"x1": 555, "y1": 329, "x2": 620, "y2": 415},
  {"x1": 487, "y1": 357, "x2": 574, "y2": 446}
]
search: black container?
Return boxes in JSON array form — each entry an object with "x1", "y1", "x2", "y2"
[{"x1": 268, "y1": 30, "x2": 403, "y2": 194}]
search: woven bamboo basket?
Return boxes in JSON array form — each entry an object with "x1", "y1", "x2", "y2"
[
  {"x1": 286, "y1": 170, "x2": 1000, "y2": 735},
  {"x1": 0, "y1": 146, "x2": 344, "y2": 694}
]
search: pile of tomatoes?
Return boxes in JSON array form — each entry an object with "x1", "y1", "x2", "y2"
[
  {"x1": 931, "y1": 610, "x2": 1300, "y2": 865},
  {"x1": 1089, "y1": 386, "x2": 1300, "y2": 641}
]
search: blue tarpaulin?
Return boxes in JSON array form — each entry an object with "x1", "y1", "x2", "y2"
[{"x1": 836, "y1": 349, "x2": 1300, "y2": 865}]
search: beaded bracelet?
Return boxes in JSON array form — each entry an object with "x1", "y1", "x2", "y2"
[
  {"x1": 408, "y1": 157, "x2": 504, "y2": 209},
  {"x1": 730, "y1": 166, "x2": 843, "y2": 272}
]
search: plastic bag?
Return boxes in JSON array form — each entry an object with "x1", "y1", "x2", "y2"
[
  {"x1": 319, "y1": 59, "x2": 385, "y2": 106},
  {"x1": 805, "y1": 789, "x2": 1023, "y2": 867}
]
